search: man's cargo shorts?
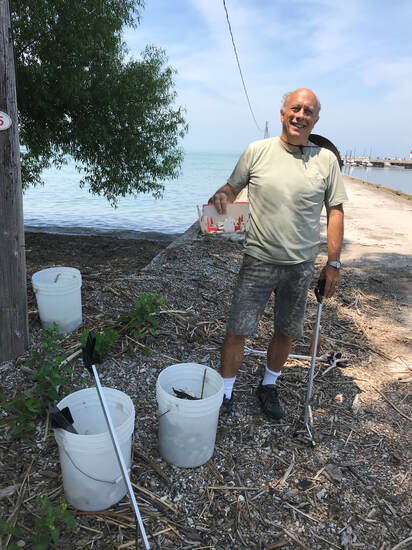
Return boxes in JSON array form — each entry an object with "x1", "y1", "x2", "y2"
[{"x1": 227, "y1": 254, "x2": 315, "y2": 339}]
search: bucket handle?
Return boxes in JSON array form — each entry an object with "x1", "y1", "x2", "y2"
[
  {"x1": 156, "y1": 409, "x2": 170, "y2": 418},
  {"x1": 62, "y1": 446, "x2": 127, "y2": 485}
]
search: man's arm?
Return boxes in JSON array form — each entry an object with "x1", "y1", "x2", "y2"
[
  {"x1": 320, "y1": 204, "x2": 344, "y2": 298},
  {"x1": 208, "y1": 183, "x2": 239, "y2": 215}
]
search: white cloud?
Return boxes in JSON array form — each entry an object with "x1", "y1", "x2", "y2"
[{"x1": 124, "y1": 0, "x2": 412, "y2": 155}]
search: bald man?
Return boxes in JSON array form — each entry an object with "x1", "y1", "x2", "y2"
[{"x1": 209, "y1": 88, "x2": 347, "y2": 420}]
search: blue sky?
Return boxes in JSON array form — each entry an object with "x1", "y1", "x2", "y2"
[{"x1": 125, "y1": 0, "x2": 412, "y2": 158}]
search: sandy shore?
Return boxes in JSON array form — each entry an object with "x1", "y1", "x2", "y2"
[
  {"x1": 340, "y1": 175, "x2": 412, "y2": 342},
  {"x1": 341, "y1": 175, "x2": 412, "y2": 267}
]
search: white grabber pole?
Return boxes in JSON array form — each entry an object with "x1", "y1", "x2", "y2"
[
  {"x1": 244, "y1": 347, "x2": 347, "y2": 368},
  {"x1": 304, "y1": 279, "x2": 325, "y2": 446},
  {"x1": 83, "y1": 332, "x2": 150, "y2": 550}
]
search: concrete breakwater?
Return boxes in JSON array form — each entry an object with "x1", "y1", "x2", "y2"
[
  {"x1": 344, "y1": 157, "x2": 412, "y2": 168},
  {"x1": 344, "y1": 174, "x2": 412, "y2": 200}
]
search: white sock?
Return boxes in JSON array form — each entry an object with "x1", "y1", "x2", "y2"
[
  {"x1": 262, "y1": 367, "x2": 282, "y2": 386},
  {"x1": 223, "y1": 377, "x2": 236, "y2": 399}
]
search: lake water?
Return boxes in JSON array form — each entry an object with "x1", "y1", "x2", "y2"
[
  {"x1": 23, "y1": 151, "x2": 239, "y2": 240},
  {"x1": 342, "y1": 164, "x2": 412, "y2": 195},
  {"x1": 23, "y1": 151, "x2": 412, "y2": 240}
]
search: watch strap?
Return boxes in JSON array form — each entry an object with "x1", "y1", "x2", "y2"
[{"x1": 327, "y1": 260, "x2": 341, "y2": 269}]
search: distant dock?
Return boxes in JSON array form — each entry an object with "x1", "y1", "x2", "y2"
[{"x1": 344, "y1": 157, "x2": 412, "y2": 169}]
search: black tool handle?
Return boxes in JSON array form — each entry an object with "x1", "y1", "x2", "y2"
[
  {"x1": 48, "y1": 404, "x2": 78, "y2": 434},
  {"x1": 315, "y1": 279, "x2": 326, "y2": 304},
  {"x1": 82, "y1": 330, "x2": 96, "y2": 374}
]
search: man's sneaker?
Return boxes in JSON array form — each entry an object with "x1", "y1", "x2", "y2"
[
  {"x1": 220, "y1": 395, "x2": 233, "y2": 417},
  {"x1": 257, "y1": 383, "x2": 284, "y2": 420}
]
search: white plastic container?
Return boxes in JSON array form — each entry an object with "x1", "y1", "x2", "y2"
[
  {"x1": 32, "y1": 267, "x2": 82, "y2": 333},
  {"x1": 54, "y1": 387, "x2": 135, "y2": 511},
  {"x1": 156, "y1": 363, "x2": 223, "y2": 468}
]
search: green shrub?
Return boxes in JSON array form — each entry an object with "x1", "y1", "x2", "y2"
[
  {"x1": 33, "y1": 497, "x2": 76, "y2": 549},
  {"x1": 0, "y1": 325, "x2": 72, "y2": 435},
  {"x1": 119, "y1": 293, "x2": 166, "y2": 339}
]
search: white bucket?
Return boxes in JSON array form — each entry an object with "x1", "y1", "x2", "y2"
[
  {"x1": 32, "y1": 266, "x2": 82, "y2": 333},
  {"x1": 156, "y1": 363, "x2": 223, "y2": 468},
  {"x1": 54, "y1": 387, "x2": 135, "y2": 511}
]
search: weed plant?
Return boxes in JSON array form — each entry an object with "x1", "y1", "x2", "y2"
[
  {"x1": 119, "y1": 292, "x2": 166, "y2": 339},
  {"x1": 0, "y1": 325, "x2": 73, "y2": 435},
  {"x1": 0, "y1": 519, "x2": 21, "y2": 550},
  {"x1": 33, "y1": 497, "x2": 76, "y2": 549}
]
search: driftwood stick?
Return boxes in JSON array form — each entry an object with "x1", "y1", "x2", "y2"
[
  {"x1": 390, "y1": 535, "x2": 412, "y2": 550},
  {"x1": 6, "y1": 459, "x2": 35, "y2": 547},
  {"x1": 131, "y1": 482, "x2": 178, "y2": 514},
  {"x1": 134, "y1": 450, "x2": 170, "y2": 485},
  {"x1": 158, "y1": 309, "x2": 192, "y2": 315},
  {"x1": 311, "y1": 532, "x2": 341, "y2": 549},
  {"x1": 205, "y1": 485, "x2": 261, "y2": 491},
  {"x1": 126, "y1": 335, "x2": 181, "y2": 363},
  {"x1": 369, "y1": 384, "x2": 412, "y2": 423},
  {"x1": 200, "y1": 367, "x2": 207, "y2": 398},
  {"x1": 60, "y1": 347, "x2": 82, "y2": 366},
  {"x1": 276, "y1": 454, "x2": 295, "y2": 487},
  {"x1": 118, "y1": 527, "x2": 173, "y2": 549},
  {"x1": 265, "y1": 542, "x2": 289, "y2": 550},
  {"x1": 283, "y1": 502, "x2": 321, "y2": 523},
  {"x1": 270, "y1": 524, "x2": 308, "y2": 549}
]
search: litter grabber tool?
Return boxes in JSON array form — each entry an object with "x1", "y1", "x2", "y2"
[
  {"x1": 83, "y1": 331, "x2": 150, "y2": 550},
  {"x1": 303, "y1": 278, "x2": 325, "y2": 447},
  {"x1": 244, "y1": 346, "x2": 347, "y2": 368},
  {"x1": 291, "y1": 350, "x2": 347, "y2": 369}
]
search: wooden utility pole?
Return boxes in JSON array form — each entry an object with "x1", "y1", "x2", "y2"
[{"x1": 0, "y1": 0, "x2": 29, "y2": 361}]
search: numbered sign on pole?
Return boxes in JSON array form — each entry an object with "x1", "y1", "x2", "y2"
[{"x1": 0, "y1": 111, "x2": 12, "y2": 131}]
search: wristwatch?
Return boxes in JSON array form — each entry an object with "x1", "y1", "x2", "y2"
[{"x1": 327, "y1": 260, "x2": 342, "y2": 269}]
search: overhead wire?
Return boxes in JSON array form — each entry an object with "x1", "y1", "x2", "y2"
[{"x1": 222, "y1": 0, "x2": 262, "y2": 133}]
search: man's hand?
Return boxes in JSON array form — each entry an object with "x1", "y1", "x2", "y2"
[
  {"x1": 319, "y1": 264, "x2": 341, "y2": 298},
  {"x1": 208, "y1": 183, "x2": 238, "y2": 215},
  {"x1": 208, "y1": 191, "x2": 229, "y2": 215}
]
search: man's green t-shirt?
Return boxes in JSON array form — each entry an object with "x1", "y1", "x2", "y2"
[{"x1": 227, "y1": 137, "x2": 348, "y2": 265}]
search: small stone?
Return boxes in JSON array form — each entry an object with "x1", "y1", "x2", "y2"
[
  {"x1": 324, "y1": 463, "x2": 343, "y2": 483},
  {"x1": 284, "y1": 488, "x2": 299, "y2": 503},
  {"x1": 328, "y1": 503, "x2": 340, "y2": 519},
  {"x1": 298, "y1": 479, "x2": 314, "y2": 491},
  {"x1": 0, "y1": 485, "x2": 17, "y2": 499},
  {"x1": 284, "y1": 488, "x2": 299, "y2": 497},
  {"x1": 340, "y1": 525, "x2": 353, "y2": 549},
  {"x1": 334, "y1": 393, "x2": 344, "y2": 403},
  {"x1": 352, "y1": 393, "x2": 361, "y2": 414},
  {"x1": 317, "y1": 488, "x2": 327, "y2": 499}
]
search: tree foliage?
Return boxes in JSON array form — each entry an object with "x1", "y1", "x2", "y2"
[{"x1": 12, "y1": 0, "x2": 188, "y2": 203}]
